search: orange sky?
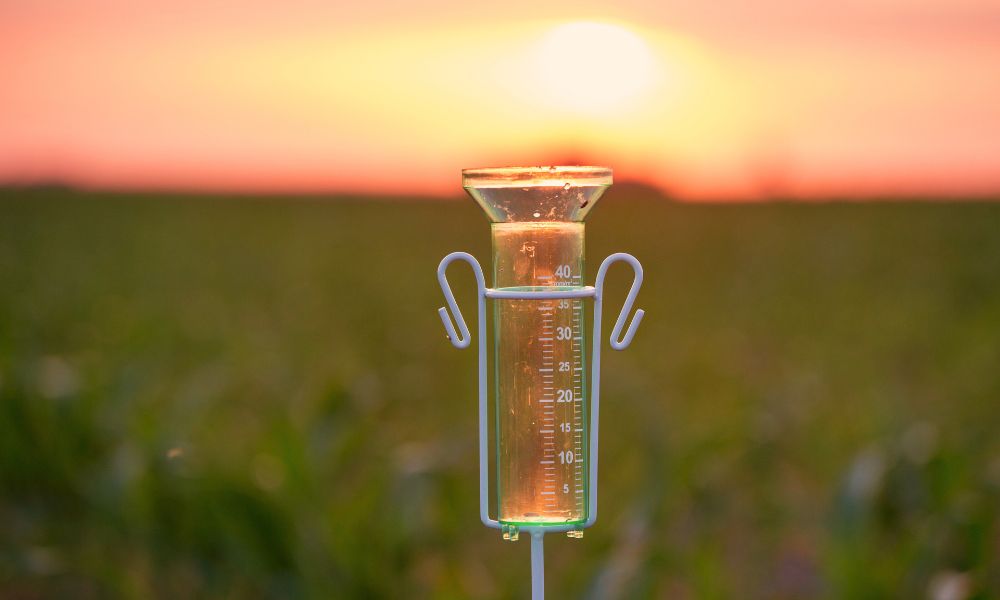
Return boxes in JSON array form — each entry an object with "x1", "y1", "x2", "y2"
[{"x1": 2, "y1": 0, "x2": 999, "y2": 199}]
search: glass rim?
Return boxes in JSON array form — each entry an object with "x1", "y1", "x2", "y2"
[{"x1": 462, "y1": 165, "x2": 612, "y2": 188}]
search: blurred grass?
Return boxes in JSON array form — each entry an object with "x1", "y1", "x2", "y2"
[{"x1": 0, "y1": 187, "x2": 998, "y2": 599}]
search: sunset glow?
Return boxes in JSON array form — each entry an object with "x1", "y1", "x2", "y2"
[
  {"x1": 531, "y1": 22, "x2": 658, "y2": 115},
  {"x1": 1, "y1": 1, "x2": 999, "y2": 199}
]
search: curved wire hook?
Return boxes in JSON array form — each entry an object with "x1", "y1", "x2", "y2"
[
  {"x1": 595, "y1": 252, "x2": 645, "y2": 350},
  {"x1": 437, "y1": 251, "x2": 486, "y2": 349}
]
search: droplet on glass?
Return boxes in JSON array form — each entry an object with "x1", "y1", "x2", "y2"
[
  {"x1": 533, "y1": 211, "x2": 541, "y2": 218},
  {"x1": 563, "y1": 183, "x2": 572, "y2": 191}
]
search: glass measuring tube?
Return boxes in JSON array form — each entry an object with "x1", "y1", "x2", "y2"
[
  {"x1": 493, "y1": 222, "x2": 588, "y2": 525},
  {"x1": 463, "y1": 166, "x2": 612, "y2": 533}
]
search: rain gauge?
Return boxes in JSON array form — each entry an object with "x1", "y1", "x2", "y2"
[{"x1": 437, "y1": 166, "x2": 645, "y2": 599}]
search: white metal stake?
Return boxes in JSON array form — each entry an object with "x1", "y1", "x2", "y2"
[
  {"x1": 437, "y1": 251, "x2": 644, "y2": 599},
  {"x1": 531, "y1": 531, "x2": 545, "y2": 600}
]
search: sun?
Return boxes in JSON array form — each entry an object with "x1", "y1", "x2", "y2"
[{"x1": 533, "y1": 21, "x2": 658, "y2": 115}]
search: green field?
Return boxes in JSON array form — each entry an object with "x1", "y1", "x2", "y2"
[{"x1": 1, "y1": 188, "x2": 998, "y2": 598}]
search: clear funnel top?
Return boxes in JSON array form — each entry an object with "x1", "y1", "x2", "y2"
[{"x1": 463, "y1": 166, "x2": 612, "y2": 223}]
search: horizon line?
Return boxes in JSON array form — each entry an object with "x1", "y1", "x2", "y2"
[{"x1": 2, "y1": 181, "x2": 999, "y2": 204}]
